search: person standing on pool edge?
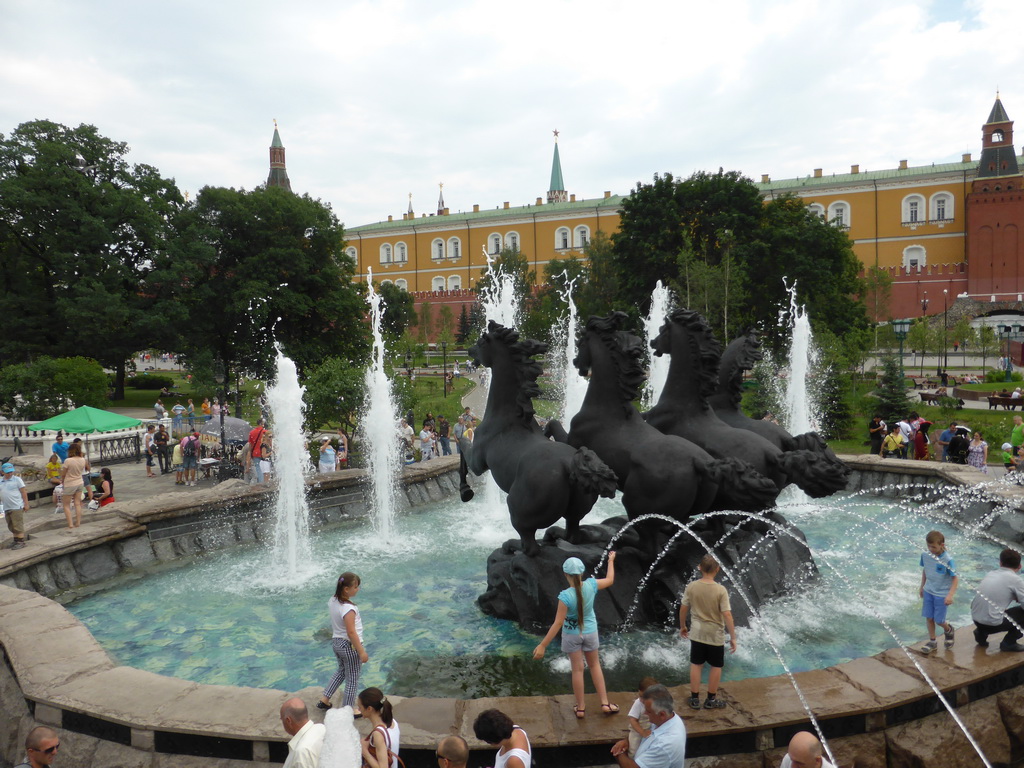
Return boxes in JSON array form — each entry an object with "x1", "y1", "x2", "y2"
[{"x1": 317, "y1": 572, "x2": 368, "y2": 712}]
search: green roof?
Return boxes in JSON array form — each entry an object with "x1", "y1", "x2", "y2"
[
  {"x1": 549, "y1": 142, "x2": 565, "y2": 192},
  {"x1": 347, "y1": 195, "x2": 625, "y2": 233},
  {"x1": 756, "y1": 157, "x2": 998, "y2": 193},
  {"x1": 271, "y1": 127, "x2": 283, "y2": 148}
]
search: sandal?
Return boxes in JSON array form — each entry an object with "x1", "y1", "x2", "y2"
[
  {"x1": 315, "y1": 700, "x2": 333, "y2": 710},
  {"x1": 601, "y1": 703, "x2": 620, "y2": 715},
  {"x1": 573, "y1": 705, "x2": 585, "y2": 719}
]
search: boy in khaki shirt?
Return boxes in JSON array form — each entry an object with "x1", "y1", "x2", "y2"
[{"x1": 679, "y1": 554, "x2": 736, "y2": 710}]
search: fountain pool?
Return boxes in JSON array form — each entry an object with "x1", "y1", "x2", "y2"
[{"x1": 64, "y1": 487, "x2": 1000, "y2": 699}]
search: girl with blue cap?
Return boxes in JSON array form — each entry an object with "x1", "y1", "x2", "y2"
[{"x1": 532, "y1": 552, "x2": 619, "y2": 719}]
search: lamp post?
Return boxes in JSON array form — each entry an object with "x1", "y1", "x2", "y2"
[
  {"x1": 938, "y1": 289, "x2": 948, "y2": 376},
  {"x1": 1002, "y1": 326, "x2": 1014, "y2": 382},
  {"x1": 441, "y1": 340, "x2": 448, "y2": 398},
  {"x1": 893, "y1": 318, "x2": 911, "y2": 379},
  {"x1": 214, "y1": 370, "x2": 228, "y2": 478}
]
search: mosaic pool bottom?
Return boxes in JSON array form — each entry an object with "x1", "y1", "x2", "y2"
[{"x1": 66, "y1": 490, "x2": 997, "y2": 698}]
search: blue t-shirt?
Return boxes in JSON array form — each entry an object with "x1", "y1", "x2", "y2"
[
  {"x1": 52, "y1": 441, "x2": 69, "y2": 462},
  {"x1": 558, "y1": 577, "x2": 598, "y2": 635},
  {"x1": 920, "y1": 550, "x2": 956, "y2": 596},
  {"x1": 939, "y1": 429, "x2": 954, "y2": 460}
]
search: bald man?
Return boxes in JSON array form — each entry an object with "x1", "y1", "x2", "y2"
[
  {"x1": 435, "y1": 735, "x2": 469, "y2": 768},
  {"x1": 780, "y1": 731, "x2": 835, "y2": 768},
  {"x1": 279, "y1": 698, "x2": 326, "y2": 768},
  {"x1": 19, "y1": 725, "x2": 61, "y2": 768}
]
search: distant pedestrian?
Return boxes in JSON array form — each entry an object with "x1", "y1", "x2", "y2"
[
  {"x1": 155, "y1": 425, "x2": 171, "y2": 474},
  {"x1": 186, "y1": 399, "x2": 196, "y2": 429},
  {"x1": 679, "y1": 554, "x2": 735, "y2": 710},
  {"x1": 918, "y1": 531, "x2": 958, "y2": 655},
  {"x1": 880, "y1": 425, "x2": 904, "y2": 458},
  {"x1": 1, "y1": 462, "x2": 29, "y2": 550},
  {"x1": 1013, "y1": 415, "x2": 1024, "y2": 457},
  {"x1": 94, "y1": 467, "x2": 115, "y2": 507},
  {"x1": 437, "y1": 415, "x2": 452, "y2": 456},
  {"x1": 867, "y1": 415, "x2": 885, "y2": 456},
  {"x1": 318, "y1": 437, "x2": 336, "y2": 474},
  {"x1": 51, "y1": 433, "x2": 69, "y2": 463},
  {"x1": 60, "y1": 443, "x2": 88, "y2": 528},
  {"x1": 937, "y1": 422, "x2": 955, "y2": 463},
  {"x1": 972, "y1": 548, "x2": 1024, "y2": 652},
  {"x1": 967, "y1": 431, "x2": 989, "y2": 472}
]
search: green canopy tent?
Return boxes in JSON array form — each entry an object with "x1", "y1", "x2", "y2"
[{"x1": 30, "y1": 406, "x2": 141, "y2": 434}]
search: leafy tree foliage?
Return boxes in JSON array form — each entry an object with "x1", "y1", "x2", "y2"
[
  {"x1": 302, "y1": 356, "x2": 366, "y2": 433},
  {"x1": 0, "y1": 356, "x2": 108, "y2": 420},
  {"x1": 416, "y1": 301, "x2": 434, "y2": 344},
  {"x1": 166, "y1": 186, "x2": 369, "y2": 393},
  {"x1": 376, "y1": 281, "x2": 417, "y2": 342},
  {"x1": 874, "y1": 355, "x2": 912, "y2": 425},
  {"x1": 436, "y1": 305, "x2": 456, "y2": 346},
  {"x1": 456, "y1": 305, "x2": 472, "y2": 343},
  {"x1": 978, "y1": 325, "x2": 998, "y2": 369},
  {"x1": 0, "y1": 120, "x2": 183, "y2": 397}
]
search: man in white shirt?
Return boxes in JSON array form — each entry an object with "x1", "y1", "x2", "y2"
[
  {"x1": 779, "y1": 731, "x2": 835, "y2": 768},
  {"x1": 279, "y1": 698, "x2": 325, "y2": 768},
  {"x1": 972, "y1": 548, "x2": 1024, "y2": 652},
  {"x1": 610, "y1": 685, "x2": 685, "y2": 768}
]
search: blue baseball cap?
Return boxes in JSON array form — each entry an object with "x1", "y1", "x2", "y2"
[
  {"x1": 1, "y1": 463, "x2": 14, "y2": 473},
  {"x1": 562, "y1": 557, "x2": 585, "y2": 575}
]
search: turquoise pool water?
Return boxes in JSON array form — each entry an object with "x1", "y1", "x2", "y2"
[{"x1": 65, "y1": 488, "x2": 1000, "y2": 697}]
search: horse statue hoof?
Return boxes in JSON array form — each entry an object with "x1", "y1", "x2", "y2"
[{"x1": 460, "y1": 486, "x2": 475, "y2": 502}]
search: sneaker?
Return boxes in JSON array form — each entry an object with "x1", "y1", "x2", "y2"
[
  {"x1": 688, "y1": 696, "x2": 701, "y2": 710},
  {"x1": 10, "y1": 540, "x2": 26, "y2": 550},
  {"x1": 703, "y1": 697, "x2": 726, "y2": 709},
  {"x1": 974, "y1": 628, "x2": 989, "y2": 647},
  {"x1": 920, "y1": 639, "x2": 938, "y2": 655},
  {"x1": 999, "y1": 641, "x2": 1024, "y2": 652},
  {"x1": 944, "y1": 624, "x2": 955, "y2": 649}
]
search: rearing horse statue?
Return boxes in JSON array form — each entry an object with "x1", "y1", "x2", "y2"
[
  {"x1": 645, "y1": 309, "x2": 846, "y2": 499},
  {"x1": 708, "y1": 327, "x2": 850, "y2": 487},
  {"x1": 458, "y1": 321, "x2": 618, "y2": 556},
  {"x1": 562, "y1": 312, "x2": 778, "y2": 531}
]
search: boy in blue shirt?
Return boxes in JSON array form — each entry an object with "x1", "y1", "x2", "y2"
[{"x1": 919, "y1": 530, "x2": 958, "y2": 654}]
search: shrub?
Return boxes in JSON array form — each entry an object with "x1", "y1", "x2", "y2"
[{"x1": 126, "y1": 374, "x2": 175, "y2": 390}]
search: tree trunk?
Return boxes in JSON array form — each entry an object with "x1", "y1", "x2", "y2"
[{"x1": 113, "y1": 359, "x2": 127, "y2": 401}]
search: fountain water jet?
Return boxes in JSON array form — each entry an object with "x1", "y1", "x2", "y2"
[
  {"x1": 552, "y1": 273, "x2": 588, "y2": 426},
  {"x1": 642, "y1": 281, "x2": 674, "y2": 410}
]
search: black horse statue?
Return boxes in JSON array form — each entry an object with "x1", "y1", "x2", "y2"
[
  {"x1": 562, "y1": 312, "x2": 778, "y2": 524},
  {"x1": 458, "y1": 321, "x2": 617, "y2": 555},
  {"x1": 708, "y1": 327, "x2": 850, "y2": 484},
  {"x1": 645, "y1": 309, "x2": 847, "y2": 498}
]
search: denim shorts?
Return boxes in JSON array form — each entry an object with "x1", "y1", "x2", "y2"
[
  {"x1": 561, "y1": 631, "x2": 599, "y2": 653},
  {"x1": 922, "y1": 591, "x2": 949, "y2": 624}
]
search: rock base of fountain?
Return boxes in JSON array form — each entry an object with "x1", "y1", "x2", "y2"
[{"x1": 478, "y1": 513, "x2": 818, "y2": 633}]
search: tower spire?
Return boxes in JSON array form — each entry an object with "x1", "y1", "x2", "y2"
[
  {"x1": 267, "y1": 120, "x2": 292, "y2": 191},
  {"x1": 978, "y1": 94, "x2": 1017, "y2": 178},
  {"x1": 437, "y1": 182, "x2": 445, "y2": 215},
  {"x1": 407, "y1": 192, "x2": 414, "y2": 217},
  {"x1": 547, "y1": 130, "x2": 567, "y2": 203}
]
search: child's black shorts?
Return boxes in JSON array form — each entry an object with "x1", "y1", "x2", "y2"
[{"x1": 689, "y1": 639, "x2": 725, "y2": 668}]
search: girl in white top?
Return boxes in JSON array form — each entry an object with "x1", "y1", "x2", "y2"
[
  {"x1": 317, "y1": 572, "x2": 368, "y2": 711},
  {"x1": 358, "y1": 687, "x2": 400, "y2": 768},
  {"x1": 473, "y1": 709, "x2": 531, "y2": 768}
]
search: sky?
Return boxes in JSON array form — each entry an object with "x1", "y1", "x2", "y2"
[{"x1": 4, "y1": 0, "x2": 1024, "y2": 229}]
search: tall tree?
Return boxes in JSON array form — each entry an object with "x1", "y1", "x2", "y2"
[
  {"x1": 377, "y1": 281, "x2": 417, "y2": 342},
  {"x1": 166, "y1": 186, "x2": 368, "y2": 396},
  {"x1": 0, "y1": 120, "x2": 184, "y2": 397}
]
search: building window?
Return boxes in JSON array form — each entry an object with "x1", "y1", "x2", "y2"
[
  {"x1": 574, "y1": 226, "x2": 590, "y2": 248},
  {"x1": 395, "y1": 279, "x2": 408, "y2": 290},
  {"x1": 828, "y1": 201, "x2": 849, "y2": 228},
  {"x1": 930, "y1": 192, "x2": 953, "y2": 222},
  {"x1": 908, "y1": 201, "x2": 919, "y2": 222},
  {"x1": 345, "y1": 246, "x2": 357, "y2": 261},
  {"x1": 807, "y1": 203, "x2": 825, "y2": 219},
  {"x1": 448, "y1": 237, "x2": 461, "y2": 259},
  {"x1": 381, "y1": 279, "x2": 393, "y2": 286},
  {"x1": 432, "y1": 239, "x2": 445, "y2": 261},
  {"x1": 993, "y1": 130, "x2": 1005, "y2": 143},
  {"x1": 431, "y1": 276, "x2": 446, "y2": 292},
  {"x1": 395, "y1": 242, "x2": 407, "y2": 263},
  {"x1": 490, "y1": 234, "x2": 501, "y2": 254},
  {"x1": 902, "y1": 245, "x2": 926, "y2": 271},
  {"x1": 556, "y1": 227, "x2": 570, "y2": 250},
  {"x1": 901, "y1": 194, "x2": 925, "y2": 225},
  {"x1": 505, "y1": 232, "x2": 519, "y2": 251},
  {"x1": 380, "y1": 244, "x2": 392, "y2": 263},
  {"x1": 448, "y1": 275, "x2": 461, "y2": 291}
]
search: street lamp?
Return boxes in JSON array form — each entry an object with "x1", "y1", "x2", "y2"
[
  {"x1": 214, "y1": 370, "x2": 229, "y2": 479},
  {"x1": 893, "y1": 318, "x2": 911, "y2": 379},
  {"x1": 939, "y1": 289, "x2": 948, "y2": 377},
  {"x1": 1001, "y1": 326, "x2": 1014, "y2": 382},
  {"x1": 441, "y1": 341, "x2": 448, "y2": 398}
]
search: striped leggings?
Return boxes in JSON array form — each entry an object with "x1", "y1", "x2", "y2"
[{"x1": 322, "y1": 637, "x2": 362, "y2": 707}]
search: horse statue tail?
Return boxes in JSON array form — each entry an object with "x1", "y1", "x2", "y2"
[
  {"x1": 568, "y1": 447, "x2": 618, "y2": 499},
  {"x1": 701, "y1": 457, "x2": 780, "y2": 511},
  {"x1": 775, "y1": 440, "x2": 851, "y2": 498}
]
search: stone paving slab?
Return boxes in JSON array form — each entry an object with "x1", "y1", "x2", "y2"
[
  {"x1": 722, "y1": 667, "x2": 880, "y2": 728},
  {"x1": 47, "y1": 666, "x2": 198, "y2": 727},
  {"x1": 830, "y1": 656, "x2": 929, "y2": 707},
  {"x1": 154, "y1": 682, "x2": 287, "y2": 738}
]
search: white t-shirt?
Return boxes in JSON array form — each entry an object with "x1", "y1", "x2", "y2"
[
  {"x1": 780, "y1": 754, "x2": 835, "y2": 768},
  {"x1": 328, "y1": 597, "x2": 363, "y2": 642},
  {"x1": 387, "y1": 720, "x2": 401, "y2": 768},
  {"x1": 0, "y1": 475, "x2": 26, "y2": 511}
]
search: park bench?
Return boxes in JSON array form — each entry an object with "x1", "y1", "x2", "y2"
[
  {"x1": 988, "y1": 396, "x2": 1022, "y2": 410},
  {"x1": 919, "y1": 392, "x2": 941, "y2": 405},
  {"x1": 908, "y1": 377, "x2": 929, "y2": 389}
]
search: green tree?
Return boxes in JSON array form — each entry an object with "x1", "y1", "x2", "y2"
[
  {"x1": 874, "y1": 355, "x2": 912, "y2": 425},
  {"x1": 952, "y1": 315, "x2": 975, "y2": 360},
  {"x1": 416, "y1": 301, "x2": 434, "y2": 344},
  {"x1": 0, "y1": 120, "x2": 184, "y2": 397},
  {"x1": 302, "y1": 356, "x2": 366, "y2": 433},
  {"x1": 456, "y1": 305, "x2": 472, "y2": 343},
  {"x1": 906, "y1": 318, "x2": 934, "y2": 376},
  {"x1": 167, "y1": 185, "x2": 369, "y2": 399},
  {"x1": 0, "y1": 356, "x2": 108, "y2": 420},
  {"x1": 862, "y1": 266, "x2": 894, "y2": 326},
  {"x1": 577, "y1": 231, "x2": 619, "y2": 320},
  {"x1": 978, "y1": 325, "x2": 998, "y2": 370},
  {"x1": 436, "y1": 305, "x2": 456, "y2": 347},
  {"x1": 377, "y1": 281, "x2": 417, "y2": 342}
]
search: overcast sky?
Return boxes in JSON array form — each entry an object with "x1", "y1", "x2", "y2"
[{"x1": 3, "y1": 0, "x2": 1023, "y2": 228}]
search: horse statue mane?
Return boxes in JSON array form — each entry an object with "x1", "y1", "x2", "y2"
[
  {"x1": 651, "y1": 308, "x2": 722, "y2": 400},
  {"x1": 578, "y1": 312, "x2": 646, "y2": 405},
  {"x1": 484, "y1": 320, "x2": 547, "y2": 426},
  {"x1": 718, "y1": 328, "x2": 763, "y2": 408}
]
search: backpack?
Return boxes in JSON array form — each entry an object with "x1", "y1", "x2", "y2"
[{"x1": 182, "y1": 437, "x2": 197, "y2": 458}]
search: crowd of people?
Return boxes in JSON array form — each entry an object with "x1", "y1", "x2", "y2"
[
  {"x1": 395, "y1": 407, "x2": 476, "y2": 464},
  {"x1": 871, "y1": 411, "x2": 1008, "y2": 471}
]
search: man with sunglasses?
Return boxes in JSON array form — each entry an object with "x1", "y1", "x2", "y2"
[
  {"x1": 16, "y1": 726, "x2": 60, "y2": 768},
  {"x1": 435, "y1": 736, "x2": 468, "y2": 768}
]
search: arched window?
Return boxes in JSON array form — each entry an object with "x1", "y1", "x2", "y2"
[
  {"x1": 505, "y1": 232, "x2": 519, "y2": 251},
  {"x1": 902, "y1": 245, "x2": 926, "y2": 271},
  {"x1": 993, "y1": 130, "x2": 1005, "y2": 143},
  {"x1": 489, "y1": 233, "x2": 501, "y2": 254},
  {"x1": 395, "y1": 279, "x2": 408, "y2": 290},
  {"x1": 901, "y1": 194, "x2": 925, "y2": 224},
  {"x1": 345, "y1": 246, "x2": 357, "y2": 261},
  {"x1": 448, "y1": 275, "x2": 462, "y2": 291},
  {"x1": 432, "y1": 239, "x2": 445, "y2": 261},
  {"x1": 431, "y1": 276, "x2": 446, "y2": 292},
  {"x1": 448, "y1": 237, "x2": 461, "y2": 260},
  {"x1": 395, "y1": 242, "x2": 408, "y2": 262},
  {"x1": 807, "y1": 203, "x2": 825, "y2": 219},
  {"x1": 381, "y1": 279, "x2": 393, "y2": 286},
  {"x1": 574, "y1": 225, "x2": 590, "y2": 248},
  {"x1": 555, "y1": 227, "x2": 570, "y2": 250},
  {"x1": 828, "y1": 201, "x2": 850, "y2": 228},
  {"x1": 930, "y1": 192, "x2": 954, "y2": 222},
  {"x1": 380, "y1": 244, "x2": 392, "y2": 264}
]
